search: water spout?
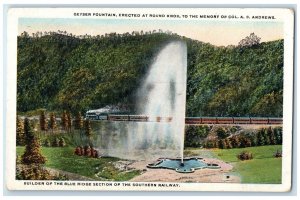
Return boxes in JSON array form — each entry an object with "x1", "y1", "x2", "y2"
[
  {"x1": 137, "y1": 41, "x2": 187, "y2": 161},
  {"x1": 92, "y1": 41, "x2": 187, "y2": 160}
]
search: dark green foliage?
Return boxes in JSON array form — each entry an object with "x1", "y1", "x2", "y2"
[
  {"x1": 216, "y1": 127, "x2": 230, "y2": 139},
  {"x1": 274, "y1": 127, "x2": 283, "y2": 145},
  {"x1": 186, "y1": 39, "x2": 283, "y2": 117},
  {"x1": 268, "y1": 127, "x2": 276, "y2": 145},
  {"x1": 184, "y1": 125, "x2": 210, "y2": 147},
  {"x1": 203, "y1": 140, "x2": 217, "y2": 149},
  {"x1": 59, "y1": 138, "x2": 66, "y2": 147},
  {"x1": 16, "y1": 116, "x2": 25, "y2": 146},
  {"x1": 17, "y1": 31, "x2": 179, "y2": 113},
  {"x1": 74, "y1": 112, "x2": 83, "y2": 130},
  {"x1": 201, "y1": 126, "x2": 282, "y2": 149},
  {"x1": 84, "y1": 119, "x2": 92, "y2": 137},
  {"x1": 39, "y1": 110, "x2": 48, "y2": 131},
  {"x1": 249, "y1": 133, "x2": 258, "y2": 147},
  {"x1": 21, "y1": 118, "x2": 46, "y2": 165},
  {"x1": 66, "y1": 111, "x2": 72, "y2": 132},
  {"x1": 263, "y1": 128, "x2": 271, "y2": 145},
  {"x1": 218, "y1": 139, "x2": 227, "y2": 149},
  {"x1": 17, "y1": 31, "x2": 283, "y2": 117},
  {"x1": 257, "y1": 129, "x2": 265, "y2": 146},
  {"x1": 52, "y1": 137, "x2": 60, "y2": 147},
  {"x1": 49, "y1": 112, "x2": 57, "y2": 132},
  {"x1": 239, "y1": 134, "x2": 252, "y2": 148},
  {"x1": 61, "y1": 110, "x2": 68, "y2": 131},
  {"x1": 44, "y1": 139, "x2": 51, "y2": 147}
]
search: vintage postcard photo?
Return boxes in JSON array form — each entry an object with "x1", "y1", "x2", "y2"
[{"x1": 5, "y1": 8, "x2": 294, "y2": 192}]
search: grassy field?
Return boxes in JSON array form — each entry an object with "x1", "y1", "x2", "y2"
[
  {"x1": 17, "y1": 146, "x2": 140, "y2": 181},
  {"x1": 17, "y1": 145, "x2": 282, "y2": 183},
  {"x1": 211, "y1": 145, "x2": 282, "y2": 183}
]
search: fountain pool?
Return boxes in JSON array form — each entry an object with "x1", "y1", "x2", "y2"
[{"x1": 147, "y1": 158, "x2": 220, "y2": 173}]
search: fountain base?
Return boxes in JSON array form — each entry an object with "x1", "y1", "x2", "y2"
[{"x1": 147, "y1": 157, "x2": 220, "y2": 173}]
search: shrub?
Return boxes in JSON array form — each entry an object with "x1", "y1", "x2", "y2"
[
  {"x1": 225, "y1": 138, "x2": 233, "y2": 149},
  {"x1": 216, "y1": 127, "x2": 230, "y2": 139},
  {"x1": 249, "y1": 133, "x2": 258, "y2": 147},
  {"x1": 16, "y1": 116, "x2": 25, "y2": 146},
  {"x1": 39, "y1": 110, "x2": 48, "y2": 131},
  {"x1": 257, "y1": 129, "x2": 265, "y2": 146},
  {"x1": 230, "y1": 136, "x2": 240, "y2": 148},
  {"x1": 263, "y1": 128, "x2": 271, "y2": 145},
  {"x1": 52, "y1": 137, "x2": 60, "y2": 147},
  {"x1": 84, "y1": 145, "x2": 92, "y2": 157},
  {"x1": 16, "y1": 165, "x2": 69, "y2": 180},
  {"x1": 274, "y1": 127, "x2": 283, "y2": 145},
  {"x1": 229, "y1": 126, "x2": 240, "y2": 134},
  {"x1": 218, "y1": 139, "x2": 227, "y2": 149},
  {"x1": 184, "y1": 125, "x2": 210, "y2": 148},
  {"x1": 44, "y1": 139, "x2": 51, "y2": 147},
  {"x1": 59, "y1": 138, "x2": 66, "y2": 147},
  {"x1": 268, "y1": 127, "x2": 276, "y2": 145},
  {"x1": 204, "y1": 140, "x2": 215, "y2": 148},
  {"x1": 237, "y1": 151, "x2": 253, "y2": 161},
  {"x1": 21, "y1": 118, "x2": 46, "y2": 165},
  {"x1": 74, "y1": 146, "x2": 81, "y2": 156},
  {"x1": 239, "y1": 135, "x2": 252, "y2": 148},
  {"x1": 91, "y1": 147, "x2": 99, "y2": 158}
]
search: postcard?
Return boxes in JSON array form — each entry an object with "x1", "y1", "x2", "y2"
[{"x1": 5, "y1": 7, "x2": 294, "y2": 192}]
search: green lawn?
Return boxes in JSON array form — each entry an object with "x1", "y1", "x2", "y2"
[
  {"x1": 211, "y1": 145, "x2": 282, "y2": 183},
  {"x1": 17, "y1": 146, "x2": 140, "y2": 181},
  {"x1": 17, "y1": 145, "x2": 282, "y2": 183}
]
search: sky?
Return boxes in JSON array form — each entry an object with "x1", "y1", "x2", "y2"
[{"x1": 19, "y1": 18, "x2": 283, "y2": 46}]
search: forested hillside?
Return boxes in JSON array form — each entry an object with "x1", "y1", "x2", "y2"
[{"x1": 17, "y1": 31, "x2": 283, "y2": 117}]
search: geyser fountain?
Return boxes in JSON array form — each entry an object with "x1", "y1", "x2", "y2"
[
  {"x1": 91, "y1": 40, "x2": 220, "y2": 172},
  {"x1": 136, "y1": 40, "x2": 187, "y2": 164},
  {"x1": 91, "y1": 41, "x2": 187, "y2": 160}
]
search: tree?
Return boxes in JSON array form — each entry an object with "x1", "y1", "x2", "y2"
[
  {"x1": 238, "y1": 32, "x2": 261, "y2": 48},
  {"x1": 268, "y1": 127, "x2": 276, "y2": 145},
  {"x1": 16, "y1": 116, "x2": 25, "y2": 146},
  {"x1": 84, "y1": 119, "x2": 92, "y2": 137},
  {"x1": 74, "y1": 112, "x2": 83, "y2": 130},
  {"x1": 39, "y1": 110, "x2": 48, "y2": 132},
  {"x1": 49, "y1": 112, "x2": 57, "y2": 133},
  {"x1": 257, "y1": 129, "x2": 265, "y2": 146},
  {"x1": 21, "y1": 118, "x2": 46, "y2": 165},
  {"x1": 61, "y1": 110, "x2": 68, "y2": 132},
  {"x1": 66, "y1": 111, "x2": 72, "y2": 133},
  {"x1": 274, "y1": 127, "x2": 283, "y2": 145},
  {"x1": 263, "y1": 128, "x2": 271, "y2": 145}
]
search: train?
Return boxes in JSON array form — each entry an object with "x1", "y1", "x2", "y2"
[
  {"x1": 185, "y1": 117, "x2": 282, "y2": 125},
  {"x1": 85, "y1": 110, "x2": 282, "y2": 124}
]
